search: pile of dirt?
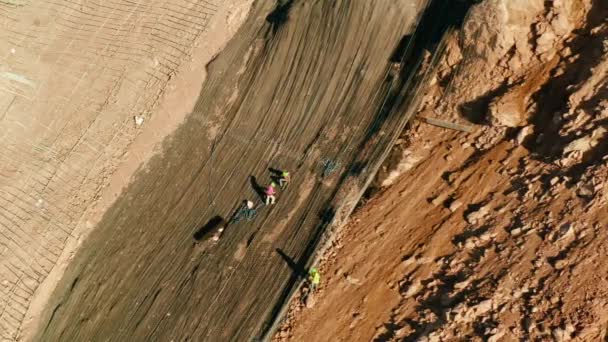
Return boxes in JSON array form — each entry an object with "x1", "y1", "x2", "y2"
[{"x1": 275, "y1": 0, "x2": 608, "y2": 340}]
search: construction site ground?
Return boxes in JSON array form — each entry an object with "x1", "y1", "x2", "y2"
[
  {"x1": 26, "y1": 1, "x2": 432, "y2": 341},
  {"x1": 2, "y1": 0, "x2": 607, "y2": 341}
]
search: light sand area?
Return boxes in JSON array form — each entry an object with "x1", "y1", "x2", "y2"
[{"x1": 0, "y1": 1, "x2": 252, "y2": 340}]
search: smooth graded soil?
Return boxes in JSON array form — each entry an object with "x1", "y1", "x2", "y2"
[{"x1": 1, "y1": 1, "x2": 254, "y2": 340}]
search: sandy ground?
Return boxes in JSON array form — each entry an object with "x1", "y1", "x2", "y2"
[
  {"x1": 277, "y1": 0, "x2": 608, "y2": 340},
  {"x1": 0, "y1": 0, "x2": 252, "y2": 340},
  {"x1": 29, "y1": 1, "x2": 436, "y2": 341}
]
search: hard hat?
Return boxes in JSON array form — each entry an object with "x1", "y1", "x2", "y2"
[
  {"x1": 310, "y1": 267, "x2": 317, "y2": 273},
  {"x1": 271, "y1": 182, "x2": 276, "y2": 187}
]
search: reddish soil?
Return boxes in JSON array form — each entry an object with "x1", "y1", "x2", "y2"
[{"x1": 277, "y1": 0, "x2": 608, "y2": 341}]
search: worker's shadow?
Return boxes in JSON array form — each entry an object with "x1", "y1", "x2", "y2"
[
  {"x1": 250, "y1": 176, "x2": 266, "y2": 202},
  {"x1": 193, "y1": 216, "x2": 226, "y2": 241},
  {"x1": 276, "y1": 248, "x2": 306, "y2": 279},
  {"x1": 268, "y1": 167, "x2": 284, "y2": 184}
]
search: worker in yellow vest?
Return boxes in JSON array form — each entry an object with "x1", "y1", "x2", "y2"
[
  {"x1": 279, "y1": 170, "x2": 290, "y2": 188},
  {"x1": 308, "y1": 267, "x2": 321, "y2": 292}
]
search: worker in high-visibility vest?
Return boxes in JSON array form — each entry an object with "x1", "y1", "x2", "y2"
[
  {"x1": 279, "y1": 170, "x2": 290, "y2": 188},
  {"x1": 308, "y1": 267, "x2": 321, "y2": 292}
]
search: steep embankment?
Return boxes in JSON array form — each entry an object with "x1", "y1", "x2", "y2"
[
  {"x1": 278, "y1": 0, "x2": 608, "y2": 341},
  {"x1": 31, "y1": 1, "x2": 448, "y2": 341}
]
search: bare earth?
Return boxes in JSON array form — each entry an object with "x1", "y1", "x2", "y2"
[
  {"x1": 29, "y1": 1, "x2": 431, "y2": 341},
  {"x1": 277, "y1": 0, "x2": 608, "y2": 341},
  {"x1": 2, "y1": 0, "x2": 606, "y2": 341},
  {"x1": 0, "y1": 0, "x2": 252, "y2": 340}
]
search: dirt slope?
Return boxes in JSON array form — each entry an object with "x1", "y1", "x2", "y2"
[
  {"x1": 31, "y1": 1, "x2": 435, "y2": 341},
  {"x1": 278, "y1": 0, "x2": 608, "y2": 341}
]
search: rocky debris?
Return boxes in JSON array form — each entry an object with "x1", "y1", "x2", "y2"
[
  {"x1": 489, "y1": 93, "x2": 526, "y2": 127},
  {"x1": 403, "y1": 281, "x2": 421, "y2": 298},
  {"x1": 448, "y1": 199, "x2": 463, "y2": 212},
  {"x1": 563, "y1": 127, "x2": 607, "y2": 155},
  {"x1": 576, "y1": 182, "x2": 595, "y2": 199},
  {"x1": 452, "y1": 299, "x2": 493, "y2": 323},
  {"x1": 278, "y1": 1, "x2": 608, "y2": 341},
  {"x1": 516, "y1": 125, "x2": 534, "y2": 144},
  {"x1": 474, "y1": 127, "x2": 505, "y2": 149},
  {"x1": 464, "y1": 237, "x2": 479, "y2": 249},
  {"x1": 431, "y1": 193, "x2": 449, "y2": 207},
  {"x1": 554, "y1": 259, "x2": 569, "y2": 270},
  {"x1": 535, "y1": 29, "x2": 557, "y2": 55},
  {"x1": 480, "y1": 231, "x2": 495, "y2": 242},
  {"x1": 465, "y1": 205, "x2": 489, "y2": 224},
  {"x1": 510, "y1": 227, "x2": 523, "y2": 236},
  {"x1": 394, "y1": 324, "x2": 414, "y2": 338},
  {"x1": 276, "y1": 328, "x2": 291, "y2": 341},
  {"x1": 487, "y1": 330, "x2": 506, "y2": 342},
  {"x1": 380, "y1": 150, "x2": 425, "y2": 187},
  {"x1": 552, "y1": 323, "x2": 576, "y2": 342}
]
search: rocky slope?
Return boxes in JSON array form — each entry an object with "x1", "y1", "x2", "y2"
[{"x1": 276, "y1": 0, "x2": 608, "y2": 340}]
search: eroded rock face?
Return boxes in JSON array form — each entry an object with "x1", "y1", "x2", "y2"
[
  {"x1": 488, "y1": 91, "x2": 525, "y2": 127},
  {"x1": 464, "y1": 0, "x2": 544, "y2": 68},
  {"x1": 563, "y1": 127, "x2": 607, "y2": 155},
  {"x1": 441, "y1": 0, "x2": 593, "y2": 127}
]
